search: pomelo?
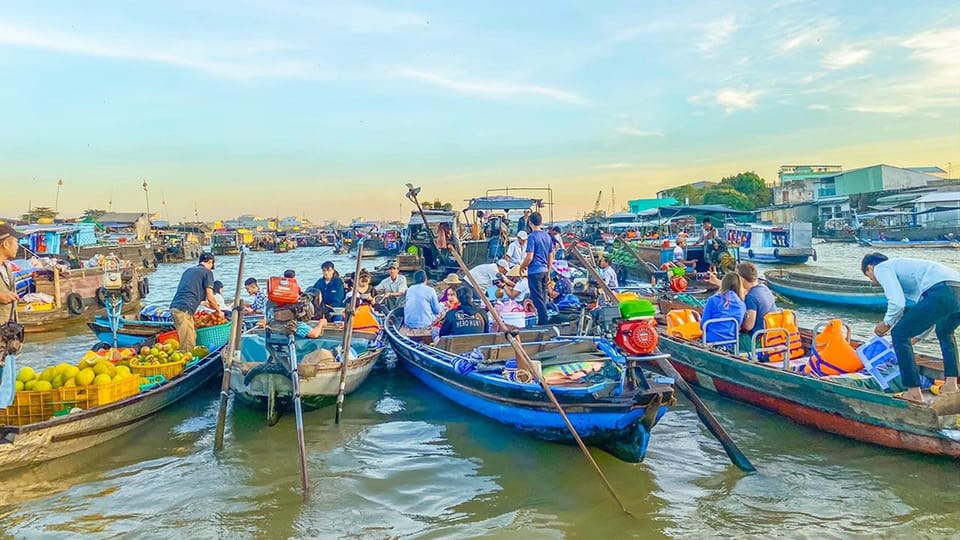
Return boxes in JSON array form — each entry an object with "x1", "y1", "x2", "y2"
[
  {"x1": 93, "y1": 362, "x2": 111, "y2": 376},
  {"x1": 16, "y1": 366, "x2": 36, "y2": 383},
  {"x1": 34, "y1": 380, "x2": 53, "y2": 391},
  {"x1": 93, "y1": 373, "x2": 112, "y2": 386},
  {"x1": 63, "y1": 377, "x2": 77, "y2": 388},
  {"x1": 15, "y1": 380, "x2": 24, "y2": 391},
  {"x1": 24, "y1": 380, "x2": 37, "y2": 391},
  {"x1": 115, "y1": 365, "x2": 131, "y2": 378},
  {"x1": 76, "y1": 368, "x2": 96, "y2": 386},
  {"x1": 62, "y1": 366, "x2": 80, "y2": 380},
  {"x1": 40, "y1": 367, "x2": 57, "y2": 382}
]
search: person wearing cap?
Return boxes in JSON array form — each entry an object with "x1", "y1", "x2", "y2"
[
  {"x1": 469, "y1": 259, "x2": 510, "y2": 290},
  {"x1": 169, "y1": 253, "x2": 219, "y2": 352},
  {"x1": 377, "y1": 262, "x2": 408, "y2": 313},
  {"x1": 505, "y1": 231, "x2": 528, "y2": 267},
  {"x1": 0, "y1": 225, "x2": 24, "y2": 324}
]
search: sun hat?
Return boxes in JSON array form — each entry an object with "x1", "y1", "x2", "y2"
[{"x1": 442, "y1": 273, "x2": 462, "y2": 285}]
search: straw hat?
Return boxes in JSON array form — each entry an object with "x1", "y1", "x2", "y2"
[
  {"x1": 506, "y1": 265, "x2": 525, "y2": 278},
  {"x1": 442, "y1": 273, "x2": 462, "y2": 285}
]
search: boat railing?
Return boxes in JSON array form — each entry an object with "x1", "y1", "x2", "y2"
[
  {"x1": 701, "y1": 318, "x2": 741, "y2": 356},
  {"x1": 750, "y1": 328, "x2": 791, "y2": 367}
]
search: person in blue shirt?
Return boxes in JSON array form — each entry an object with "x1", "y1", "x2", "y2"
[
  {"x1": 312, "y1": 261, "x2": 346, "y2": 320},
  {"x1": 402, "y1": 270, "x2": 442, "y2": 335},
  {"x1": 243, "y1": 277, "x2": 268, "y2": 315},
  {"x1": 863, "y1": 253, "x2": 960, "y2": 404},
  {"x1": 519, "y1": 211, "x2": 554, "y2": 325},
  {"x1": 700, "y1": 273, "x2": 746, "y2": 350}
]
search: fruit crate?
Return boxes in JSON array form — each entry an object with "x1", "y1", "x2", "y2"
[
  {"x1": 0, "y1": 389, "x2": 61, "y2": 426},
  {"x1": 129, "y1": 356, "x2": 187, "y2": 380},
  {"x1": 58, "y1": 376, "x2": 141, "y2": 410},
  {"x1": 196, "y1": 322, "x2": 231, "y2": 349}
]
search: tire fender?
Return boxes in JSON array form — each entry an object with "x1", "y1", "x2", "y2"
[
  {"x1": 95, "y1": 287, "x2": 107, "y2": 307},
  {"x1": 66, "y1": 293, "x2": 84, "y2": 315}
]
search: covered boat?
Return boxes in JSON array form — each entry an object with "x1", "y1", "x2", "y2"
[
  {"x1": 725, "y1": 222, "x2": 815, "y2": 264},
  {"x1": 384, "y1": 313, "x2": 675, "y2": 462},
  {"x1": 764, "y1": 269, "x2": 886, "y2": 310},
  {"x1": 655, "y1": 298, "x2": 960, "y2": 458}
]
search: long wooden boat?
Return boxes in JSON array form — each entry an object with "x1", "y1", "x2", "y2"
[
  {"x1": 88, "y1": 314, "x2": 264, "y2": 347},
  {"x1": 233, "y1": 327, "x2": 382, "y2": 412},
  {"x1": 765, "y1": 269, "x2": 886, "y2": 310},
  {"x1": 858, "y1": 238, "x2": 960, "y2": 249},
  {"x1": 0, "y1": 339, "x2": 224, "y2": 472},
  {"x1": 384, "y1": 312, "x2": 675, "y2": 462},
  {"x1": 655, "y1": 298, "x2": 960, "y2": 458}
]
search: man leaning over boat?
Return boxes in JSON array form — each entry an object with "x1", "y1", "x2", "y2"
[{"x1": 861, "y1": 253, "x2": 960, "y2": 404}]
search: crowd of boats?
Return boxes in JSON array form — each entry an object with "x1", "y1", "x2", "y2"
[{"x1": 2, "y1": 188, "x2": 958, "y2": 507}]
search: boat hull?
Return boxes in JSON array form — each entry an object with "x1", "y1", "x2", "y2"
[
  {"x1": 765, "y1": 271, "x2": 886, "y2": 309},
  {"x1": 0, "y1": 350, "x2": 223, "y2": 472}
]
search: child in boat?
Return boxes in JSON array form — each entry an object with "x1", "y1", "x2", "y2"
[{"x1": 700, "y1": 273, "x2": 746, "y2": 351}]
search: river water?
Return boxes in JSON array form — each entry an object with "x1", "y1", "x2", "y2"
[{"x1": 2, "y1": 245, "x2": 959, "y2": 539}]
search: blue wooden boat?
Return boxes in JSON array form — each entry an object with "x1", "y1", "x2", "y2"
[
  {"x1": 88, "y1": 314, "x2": 263, "y2": 347},
  {"x1": 765, "y1": 269, "x2": 886, "y2": 310},
  {"x1": 858, "y1": 238, "x2": 960, "y2": 249},
  {"x1": 384, "y1": 313, "x2": 675, "y2": 463}
]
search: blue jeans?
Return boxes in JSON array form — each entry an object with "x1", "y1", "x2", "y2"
[
  {"x1": 890, "y1": 282, "x2": 960, "y2": 388},
  {"x1": 528, "y1": 272, "x2": 549, "y2": 325}
]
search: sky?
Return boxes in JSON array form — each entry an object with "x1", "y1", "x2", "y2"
[{"x1": 1, "y1": 0, "x2": 958, "y2": 223}]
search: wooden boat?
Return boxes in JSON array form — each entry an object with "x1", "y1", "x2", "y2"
[
  {"x1": 858, "y1": 238, "x2": 960, "y2": 249},
  {"x1": 765, "y1": 269, "x2": 886, "y2": 310},
  {"x1": 0, "y1": 338, "x2": 224, "y2": 473},
  {"x1": 211, "y1": 231, "x2": 241, "y2": 255},
  {"x1": 724, "y1": 222, "x2": 815, "y2": 264},
  {"x1": 232, "y1": 327, "x2": 383, "y2": 414},
  {"x1": 384, "y1": 312, "x2": 675, "y2": 462},
  {"x1": 88, "y1": 314, "x2": 263, "y2": 347},
  {"x1": 16, "y1": 266, "x2": 149, "y2": 334},
  {"x1": 655, "y1": 298, "x2": 960, "y2": 458}
]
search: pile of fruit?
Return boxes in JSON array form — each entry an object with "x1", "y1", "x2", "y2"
[
  {"x1": 129, "y1": 338, "x2": 207, "y2": 367},
  {"x1": 15, "y1": 354, "x2": 136, "y2": 393},
  {"x1": 194, "y1": 310, "x2": 227, "y2": 328},
  {"x1": 607, "y1": 246, "x2": 642, "y2": 268}
]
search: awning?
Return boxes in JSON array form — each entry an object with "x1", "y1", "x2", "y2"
[
  {"x1": 465, "y1": 196, "x2": 540, "y2": 211},
  {"x1": 815, "y1": 196, "x2": 849, "y2": 205}
]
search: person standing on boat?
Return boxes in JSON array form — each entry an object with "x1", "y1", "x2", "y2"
[
  {"x1": 377, "y1": 262, "x2": 407, "y2": 312},
  {"x1": 401, "y1": 270, "x2": 442, "y2": 338},
  {"x1": 549, "y1": 226, "x2": 565, "y2": 260},
  {"x1": 0, "y1": 225, "x2": 24, "y2": 325},
  {"x1": 312, "y1": 261, "x2": 346, "y2": 320},
  {"x1": 505, "y1": 231, "x2": 528, "y2": 267},
  {"x1": 862, "y1": 253, "x2": 960, "y2": 403},
  {"x1": 169, "y1": 253, "x2": 218, "y2": 353},
  {"x1": 599, "y1": 257, "x2": 619, "y2": 289},
  {"x1": 519, "y1": 212, "x2": 553, "y2": 326},
  {"x1": 517, "y1": 209, "x2": 531, "y2": 235}
]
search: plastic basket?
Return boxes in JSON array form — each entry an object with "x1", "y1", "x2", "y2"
[
  {"x1": 139, "y1": 374, "x2": 166, "y2": 392},
  {"x1": 58, "y1": 375, "x2": 141, "y2": 410},
  {"x1": 130, "y1": 356, "x2": 187, "y2": 380},
  {"x1": 196, "y1": 322, "x2": 231, "y2": 349},
  {"x1": 0, "y1": 389, "x2": 60, "y2": 426}
]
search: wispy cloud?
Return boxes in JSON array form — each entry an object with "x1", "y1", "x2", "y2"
[
  {"x1": 715, "y1": 88, "x2": 761, "y2": 112},
  {"x1": 397, "y1": 69, "x2": 592, "y2": 106},
  {"x1": 615, "y1": 127, "x2": 664, "y2": 137},
  {"x1": 775, "y1": 18, "x2": 837, "y2": 54},
  {"x1": 808, "y1": 104, "x2": 830, "y2": 110},
  {"x1": 822, "y1": 45, "x2": 872, "y2": 69},
  {"x1": 592, "y1": 163, "x2": 635, "y2": 169},
  {"x1": 697, "y1": 16, "x2": 739, "y2": 53},
  {"x1": 0, "y1": 22, "x2": 315, "y2": 80}
]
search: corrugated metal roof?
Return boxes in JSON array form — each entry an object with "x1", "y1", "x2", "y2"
[
  {"x1": 909, "y1": 191, "x2": 960, "y2": 204},
  {"x1": 907, "y1": 166, "x2": 946, "y2": 174}
]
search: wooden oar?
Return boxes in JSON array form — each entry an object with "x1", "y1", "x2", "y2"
[
  {"x1": 446, "y1": 241, "x2": 632, "y2": 514},
  {"x1": 286, "y1": 333, "x2": 310, "y2": 497},
  {"x1": 335, "y1": 236, "x2": 365, "y2": 424},
  {"x1": 571, "y1": 244, "x2": 756, "y2": 473},
  {"x1": 213, "y1": 251, "x2": 247, "y2": 452}
]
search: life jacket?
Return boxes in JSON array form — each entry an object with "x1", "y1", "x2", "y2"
[
  {"x1": 353, "y1": 304, "x2": 381, "y2": 332},
  {"x1": 666, "y1": 309, "x2": 703, "y2": 341},
  {"x1": 803, "y1": 319, "x2": 863, "y2": 376},
  {"x1": 763, "y1": 310, "x2": 804, "y2": 363}
]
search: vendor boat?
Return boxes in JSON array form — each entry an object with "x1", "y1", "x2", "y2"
[
  {"x1": 0, "y1": 334, "x2": 224, "y2": 473},
  {"x1": 724, "y1": 222, "x2": 815, "y2": 264},
  {"x1": 383, "y1": 312, "x2": 675, "y2": 463},
  {"x1": 211, "y1": 230, "x2": 242, "y2": 256},
  {"x1": 232, "y1": 327, "x2": 383, "y2": 420},
  {"x1": 764, "y1": 269, "x2": 886, "y2": 310},
  {"x1": 655, "y1": 297, "x2": 960, "y2": 458}
]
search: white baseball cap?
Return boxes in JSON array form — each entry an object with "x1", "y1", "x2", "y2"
[{"x1": 517, "y1": 231, "x2": 528, "y2": 240}]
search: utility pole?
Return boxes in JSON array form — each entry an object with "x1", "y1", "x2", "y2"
[
  {"x1": 142, "y1": 180, "x2": 150, "y2": 216},
  {"x1": 55, "y1": 179, "x2": 63, "y2": 214}
]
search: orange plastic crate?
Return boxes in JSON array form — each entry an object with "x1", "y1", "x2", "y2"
[
  {"x1": 0, "y1": 389, "x2": 60, "y2": 426},
  {"x1": 58, "y1": 376, "x2": 141, "y2": 410}
]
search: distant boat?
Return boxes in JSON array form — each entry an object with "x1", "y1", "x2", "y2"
[
  {"x1": 858, "y1": 238, "x2": 960, "y2": 249},
  {"x1": 765, "y1": 269, "x2": 886, "y2": 310},
  {"x1": 724, "y1": 222, "x2": 815, "y2": 264}
]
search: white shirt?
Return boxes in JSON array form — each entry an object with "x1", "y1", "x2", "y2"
[
  {"x1": 470, "y1": 263, "x2": 501, "y2": 290},
  {"x1": 512, "y1": 278, "x2": 530, "y2": 300},
  {"x1": 377, "y1": 275, "x2": 408, "y2": 294},
  {"x1": 874, "y1": 258, "x2": 960, "y2": 326},
  {"x1": 673, "y1": 245, "x2": 684, "y2": 261},
  {"x1": 600, "y1": 265, "x2": 619, "y2": 289},
  {"x1": 505, "y1": 241, "x2": 526, "y2": 266}
]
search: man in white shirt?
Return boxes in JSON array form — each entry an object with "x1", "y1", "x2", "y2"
[
  {"x1": 377, "y1": 262, "x2": 408, "y2": 312},
  {"x1": 599, "y1": 257, "x2": 619, "y2": 289},
  {"x1": 505, "y1": 231, "x2": 528, "y2": 267},
  {"x1": 862, "y1": 253, "x2": 960, "y2": 404},
  {"x1": 469, "y1": 259, "x2": 510, "y2": 290}
]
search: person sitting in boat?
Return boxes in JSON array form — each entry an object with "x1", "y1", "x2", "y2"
[
  {"x1": 737, "y1": 262, "x2": 777, "y2": 354},
  {"x1": 550, "y1": 226, "x2": 565, "y2": 260},
  {"x1": 0, "y1": 225, "x2": 23, "y2": 326},
  {"x1": 438, "y1": 287, "x2": 488, "y2": 338},
  {"x1": 599, "y1": 257, "x2": 619, "y2": 289},
  {"x1": 505, "y1": 230, "x2": 528, "y2": 267},
  {"x1": 199, "y1": 280, "x2": 228, "y2": 314},
  {"x1": 862, "y1": 253, "x2": 960, "y2": 404},
  {"x1": 376, "y1": 262, "x2": 407, "y2": 312},
  {"x1": 470, "y1": 259, "x2": 510, "y2": 290},
  {"x1": 401, "y1": 270, "x2": 443, "y2": 338},
  {"x1": 676, "y1": 229, "x2": 689, "y2": 247},
  {"x1": 243, "y1": 277, "x2": 267, "y2": 316},
  {"x1": 497, "y1": 265, "x2": 530, "y2": 301},
  {"x1": 312, "y1": 261, "x2": 346, "y2": 320},
  {"x1": 700, "y1": 273, "x2": 746, "y2": 351},
  {"x1": 350, "y1": 269, "x2": 378, "y2": 307}
]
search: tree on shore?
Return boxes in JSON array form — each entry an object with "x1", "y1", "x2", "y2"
[{"x1": 21, "y1": 207, "x2": 57, "y2": 222}]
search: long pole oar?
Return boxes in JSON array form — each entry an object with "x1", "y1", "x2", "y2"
[
  {"x1": 335, "y1": 236, "x2": 365, "y2": 424},
  {"x1": 571, "y1": 245, "x2": 755, "y2": 473},
  {"x1": 287, "y1": 334, "x2": 310, "y2": 497},
  {"x1": 213, "y1": 251, "x2": 247, "y2": 452},
  {"x1": 397, "y1": 186, "x2": 628, "y2": 514}
]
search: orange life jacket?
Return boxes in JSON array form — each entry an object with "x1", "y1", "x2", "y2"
[
  {"x1": 803, "y1": 319, "x2": 863, "y2": 376},
  {"x1": 666, "y1": 309, "x2": 703, "y2": 340},
  {"x1": 353, "y1": 304, "x2": 381, "y2": 333},
  {"x1": 763, "y1": 310, "x2": 804, "y2": 363}
]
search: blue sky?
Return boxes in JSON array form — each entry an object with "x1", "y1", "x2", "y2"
[{"x1": 1, "y1": 0, "x2": 958, "y2": 222}]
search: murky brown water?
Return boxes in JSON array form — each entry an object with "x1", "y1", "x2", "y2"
[{"x1": 2, "y1": 245, "x2": 959, "y2": 538}]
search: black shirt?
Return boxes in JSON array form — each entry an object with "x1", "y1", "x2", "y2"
[
  {"x1": 170, "y1": 265, "x2": 214, "y2": 313},
  {"x1": 439, "y1": 307, "x2": 487, "y2": 337}
]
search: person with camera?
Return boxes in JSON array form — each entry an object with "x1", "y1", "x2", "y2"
[
  {"x1": 494, "y1": 265, "x2": 529, "y2": 302},
  {"x1": 470, "y1": 259, "x2": 510, "y2": 291},
  {"x1": 169, "y1": 253, "x2": 219, "y2": 353},
  {"x1": 0, "y1": 225, "x2": 24, "y2": 325}
]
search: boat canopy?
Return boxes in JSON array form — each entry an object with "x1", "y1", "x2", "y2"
[{"x1": 465, "y1": 195, "x2": 541, "y2": 211}]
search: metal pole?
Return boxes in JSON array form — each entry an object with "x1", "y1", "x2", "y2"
[
  {"x1": 55, "y1": 179, "x2": 63, "y2": 214},
  {"x1": 288, "y1": 334, "x2": 310, "y2": 498},
  {"x1": 142, "y1": 181, "x2": 150, "y2": 217}
]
